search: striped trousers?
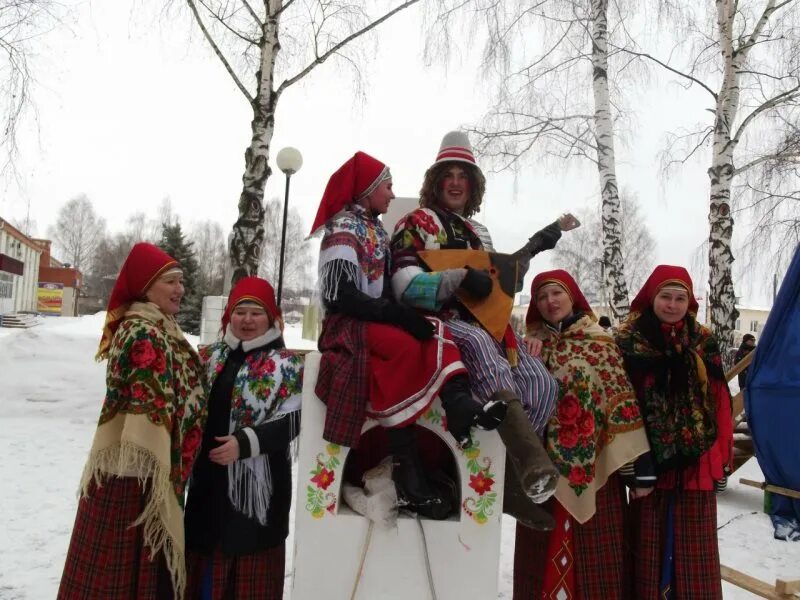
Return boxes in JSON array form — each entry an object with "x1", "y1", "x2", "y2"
[{"x1": 445, "y1": 319, "x2": 557, "y2": 434}]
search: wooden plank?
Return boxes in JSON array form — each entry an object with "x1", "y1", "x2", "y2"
[
  {"x1": 739, "y1": 478, "x2": 800, "y2": 500},
  {"x1": 776, "y1": 579, "x2": 800, "y2": 595},
  {"x1": 726, "y1": 350, "x2": 754, "y2": 382},
  {"x1": 720, "y1": 565, "x2": 786, "y2": 599}
]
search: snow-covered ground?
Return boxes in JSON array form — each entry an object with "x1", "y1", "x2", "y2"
[{"x1": 0, "y1": 314, "x2": 797, "y2": 599}]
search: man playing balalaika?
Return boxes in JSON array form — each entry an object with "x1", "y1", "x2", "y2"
[{"x1": 391, "y1": 130, "x2": 578, "y2": 529}]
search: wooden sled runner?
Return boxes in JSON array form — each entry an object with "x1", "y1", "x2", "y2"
[{"x1": 291, "y1": 351, "x2": 507, "y2": 599}]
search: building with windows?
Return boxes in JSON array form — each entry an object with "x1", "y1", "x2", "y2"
[
  {"x1": 0, "y1": 217, "x2": 85, "y2": 318},
  {"x1": 0, "y1": 218, "x2": 42, "y2": 315},
  {"x1": 33, "y1": 239, "x2": 83, "y2": 316},
  {"x1": 733, "y1": 306, "x2": 771, "y2": 344}
]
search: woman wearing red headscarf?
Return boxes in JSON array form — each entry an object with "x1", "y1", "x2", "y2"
[
  {"x1": 312, "y1": 151, "x2": 496, "y2": 518},
  {"x1": 184, "y1": 277, "x2": 302, "y2": 599},
  {"x1": 616, "y1": 265, "x2": 733, "y2": 599},
  {"x1": 514, "y1": 270, "x2": 652, "y2": 599},
  {"x1": 58, "y1": 242, "x2": 208, "y2": 600}
]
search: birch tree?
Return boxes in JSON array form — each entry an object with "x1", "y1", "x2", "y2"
[
  {"x1": 628, "y1": 0, "x2": 799, "y2": 348},
  {"x1": 180, "y1": 0, "x2": 421, "y2": 285},
  {"x1": 439, "y1": 0, "x2": 638, "y2": 319}
]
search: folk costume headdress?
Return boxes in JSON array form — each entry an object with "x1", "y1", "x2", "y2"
[
  {"x1": 82, "y1": 244, "x2": 206, "y2": 599},
  {"x1": 221, "y1": 276, "x2": 282, "y2": 333},
  {"x1": 526, "y1": 268, "x2": 595, "y2": 327},
  {"x1": 419, "y1": 130, "x2": 487, "y2": 221},
  {"x1": 206, "y1": 276, "x2": 300, "y2": 527},
  {"x1": 616, "y1": 265, "x2": 724, "y2": 473},
  {"x1": 313, "y1": 152, "x2": 392, "y2": 302},
  {"x1": 527, "y1": 270, "x2": 649, "y2": 524},
  {"x1": 96, "y1": 242, "x2": 180, "y2": 360},
  {"x1": 309, "y1": 151, "x2": 391, "y2": 237}
]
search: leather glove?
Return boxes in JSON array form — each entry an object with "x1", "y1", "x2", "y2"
[
  {"x1": 383, "y1": 304, "x2": 435, "y2": 340},
  {"x1": 476, "y1": 398, "x2": 507, "y2": 430},
  {"x1": 528, "y1": 223, "x2": 562, "y2": 255},
  {"x1": 459, "y1": 267, "x2": 492, "y2": 299}
]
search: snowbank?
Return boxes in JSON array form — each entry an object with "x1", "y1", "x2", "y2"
[{"x1": 0, "y1": 314, "x2": 796, "y2": 598}]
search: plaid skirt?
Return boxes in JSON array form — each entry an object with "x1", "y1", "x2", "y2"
[
  {"x1": 629, "y1": 488, "x2": 722, "y2": 599},
  {"x1": 185, "y1": 544, "x2": 285, "y2": 600},
  {"x1": 57, "y1": 477, "x2": 173, "y2": 600},
  {"x1": 513, "y1": 474, "x2": 629, "y2": 599}
]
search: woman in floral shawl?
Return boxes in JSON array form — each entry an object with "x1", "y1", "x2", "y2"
[
  {"x1": 616, "y1": 265, "x2": 733, "y2": 599},
  {"x1": 58, "y1": 242, "x2": 208, "y2": 600},
  {"x1": 185, "y1": 276, "x2": 302, "y2": 599},
  {"x1": 515, "y1": 269, "x2": 652, "y2": 599}
]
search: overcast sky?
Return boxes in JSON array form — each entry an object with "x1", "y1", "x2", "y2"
[{"x1": 0, "y1": 0, "x2": 777, "y2": 307}]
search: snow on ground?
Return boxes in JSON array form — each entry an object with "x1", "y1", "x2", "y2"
[{"x1": 0, "y1": 314, "x2": 797, "y2": 599}]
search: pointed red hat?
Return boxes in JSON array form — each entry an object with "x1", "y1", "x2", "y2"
[
  {"x1": 527, "y1": 269, "x2": 594, "y2": 326},
  {"x1": 309, "y1": 151, "x2": 390, "y2": 236},
  {"x1": 97, "y1": 242, "x2": 179, "y2": 360},
  {"x1": 222, "y1": 276, "x2": 281, "y2": 333},
  {"x1": 630, "y1": 264, "x2": 699, "y2": 315}
]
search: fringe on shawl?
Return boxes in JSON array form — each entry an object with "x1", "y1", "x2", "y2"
[
  {"x1": 226, "y1": 410, "x2": 302, "y2": 526},
  {"x1": 79, "y1": 443, "x2": 187, "y2": 600},
  {"x1": 319, "y1": 259, "x2": 361, "y2": 304}
]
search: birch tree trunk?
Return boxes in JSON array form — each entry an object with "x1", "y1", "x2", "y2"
[
  {"x1": 591, "y1": 0, "x2": 629, "y2": 318},
  {"x1": 229, "y1": 2, "x2": 282, "y2": 284},
  {"x1": 707, "y1": 0, "x2": 748, "y2": 350}
]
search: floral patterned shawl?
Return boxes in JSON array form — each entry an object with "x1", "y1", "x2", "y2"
[
  {"x1": 199, "y1": 325, "x2": 303, "y2": 525},
  {"x1": 529, "y1": 315, "x2": 650, "y2": 523},
  {"x1": 318, "y1": 203, "x2": 388, "y2": 303},
  {"x1": 80, "y1": 301, "x2": 207, "y2": 598},
  {"x1": 616, "y1": 309, "x2": 723, "y2": 472}
]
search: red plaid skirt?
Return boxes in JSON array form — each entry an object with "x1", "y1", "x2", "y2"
[
  {"x1": 513, "y1": 474, "x2": 629, "y2": 599},
  {"x1": 629, "y1": 488, "x2": 721, "y2": 599},
  {"x1": 58, "y1": 477, "x2": 174, "y2": 600},
  {"x1": 317, "y1": 313, "x2": 466, "y2": 447},
  {"x1": 185, "y1": 544, "x2": 285, "y2": 599}
]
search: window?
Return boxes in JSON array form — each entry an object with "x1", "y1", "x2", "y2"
[
  {"x1": 735, "y1": 319, "x2": 741, "y2": 331},
  {"x1": 750, "y1": 320, "x2": 759, "y2": 333}
]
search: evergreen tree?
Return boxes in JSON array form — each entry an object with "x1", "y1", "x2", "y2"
[{"x1": 159, "y1": 222, "x2": 201, "y2": 334}]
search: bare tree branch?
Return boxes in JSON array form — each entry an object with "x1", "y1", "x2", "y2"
[
  {"x1": 614, "y1": 46, "x2": 718, "y2": 99},
  {"x1": 277, "y1": 0, "x2": 421, "y2": 94},
  {"x1": 240, "y1": 0, "x2": 263, "y2": 25},
  {"x1": 185, "y1": 0, "x2": 254, "y2": 104},
  {"x1": 733, "y1": 83, "x2": 800, "y2": 143}
]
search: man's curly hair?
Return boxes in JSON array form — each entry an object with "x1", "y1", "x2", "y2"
[{"x1": 418, "y1": 161, "x2": 486, "y2": 219}]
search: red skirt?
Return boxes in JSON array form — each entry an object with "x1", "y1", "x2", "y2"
[
  {"x1": 185, "y1": 545, "x2": 285, "y2": 600},
  {"x1": 58, "y1": 477, "x2": 173, "y2": 600},
  {"x1": 513, "y1": 474, "x2": 629, "y2": 599},
  {"x1": 318, "y1": 313, "x2": 466, "y2": 447},
  {"x1": 364, "y1": 319, "x2": 466, "y2": 427},
  {"x1": 629, "y1": 488, "x2": 721, "y2": 600}
]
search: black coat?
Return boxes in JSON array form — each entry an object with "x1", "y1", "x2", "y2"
[{"x1": 184, "y1": 338, "x2": 299, "y2": 556}]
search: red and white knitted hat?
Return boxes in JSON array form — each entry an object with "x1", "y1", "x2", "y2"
[{"x1": 432, "y1": 130, "x2": 479, "y2": 168}]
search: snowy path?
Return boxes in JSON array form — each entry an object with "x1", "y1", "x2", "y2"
[{"x1": 1, "y1": 315, "x2": 797, "y2": 598}]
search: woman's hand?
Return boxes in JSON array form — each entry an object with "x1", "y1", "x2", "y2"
[
  {"x1": 524, "y1": 336, "x2": 543, "y2": 357},
  {"x1": 209, "y1": 435, "x2": 240, "y2": 466},
  {"x1": 629, "y1": 486, "x2": 654, "y2": 500}
]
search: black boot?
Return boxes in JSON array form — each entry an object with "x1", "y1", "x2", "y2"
[
  {"x1": 503, "y1": 456, "x2": 555, "y2": 530},
  {"x1": 494, "y1": 390, "x2": 559, "y2": 503},
  {"x1": 441, "y1": 374, "x2": 500, "y2": 448},
  {"x1": 388, "y1": 427, "x2": 449, "y2": 519}
]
